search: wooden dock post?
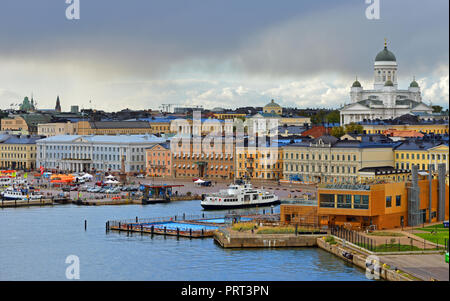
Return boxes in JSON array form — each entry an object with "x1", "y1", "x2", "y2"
[
  {"x1": 118, "y1": 222, "x2": 121, "y2": 232},
  {"x1": 295, "y1": 224, "x2": 298, "y2": 236},
  {"x1": 84, "y1": 220, "x2": 87, "y2": 231},
  {"x1": 190, "y1": 229, "x2": 192, "y2": 238},
  {"x1": 201, "y1": 229, "x2": 204, "y2": 236},
  {"x1": 141, "y1": 224, "x2": 143, "y2": 235},
  {"x1": 136, "y1": 216, "x2": 138, "y2": 223},
  {"x1": 177, "y1": 228, "x2": 180, "y2": 237},
  {"x1": 164, "y1": 226, "x2": 167, "y2": 235},
  {"x1": 183, "y1": 213, "x2": 186, "y2": 220}
]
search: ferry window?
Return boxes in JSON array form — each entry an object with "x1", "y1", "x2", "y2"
[
  {"x1": 396, "y1": 195, "x2": 401, "y2": 206},
  {"x1": 386, "y1": 196, "x2": 392, "y2": 208}
]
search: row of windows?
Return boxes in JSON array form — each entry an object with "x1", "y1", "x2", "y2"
[
  {"x1": 284, "y1": 152, "x2": 357, "y2": 161},
  {"x1": 386, "y1": 195, "x2": 402, "y2": 208},
  {"x1": 396, "y1": 153, "x2": 447, "y2": 161},
  {"x1": 285, "y1": 164, "x2": 357, "y2": 174}
]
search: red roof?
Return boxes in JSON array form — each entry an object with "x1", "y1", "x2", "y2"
[{"x1": 301, "y1": 126, "x2": 330, "y2": 138}]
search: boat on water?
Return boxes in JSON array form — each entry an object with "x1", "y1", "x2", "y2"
[
  {"x1": 201, "y1": 182, "x2": 279, "y2": 210},
  {"x1": 0, "y1": 187, "x2": 43, "y2": 201}
]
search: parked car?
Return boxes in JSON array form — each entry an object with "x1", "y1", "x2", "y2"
[{"x1": 70, "y1": 186, "x2": 78, "y2": 191}]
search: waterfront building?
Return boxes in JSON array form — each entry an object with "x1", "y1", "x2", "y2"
[
  {"x1": 281, "y1": 170, "x2": 449, "y2": 230},
  {"x1": 340, "y1": 41, "x2": 433, "y2": 125},
  {"x1": 145, "y1": 143, "x2": 172, "y2": 178},
  {"x1": 36, "y1": 134, "x2": 165, "y2": 173},
  {"x1": 171, "y1": 138, "x2": 235, "y2": 180},
  {"x1": 38, "y1": 121, "x2": 77, "y2": 137},
  {"x1": 236, "y1": 139, "x2": 283, "y2": 181},
  {"x1": 0, "y1": 134, "x2": 42, "y2": 170},
  {"x1": 282, "y1": 135, "x2": 395, "y2": 184},
  {"x1": 394, "y1": 140, "x2": 449, "y2": 172}
]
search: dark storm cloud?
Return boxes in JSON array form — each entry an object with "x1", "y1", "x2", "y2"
[{"x1": 1, "y1": 0, "x2": 446, "y2": 78}]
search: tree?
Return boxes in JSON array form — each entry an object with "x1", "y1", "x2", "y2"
[
  {"x1": 325, "y1": 110, "x2": 341, "y2": 124},
  {"x1": 331, "y1": 126, "x2": 345, "y2": 138},
  {"x1": 432, "y1": 105, "x2": 443, "y2": 113},
  {"x1": 344, "y1": 123, "x2": 364, "y2": 134},
  {"x1": 311, "y1": 110, "x2": 327, "y2": 125}
]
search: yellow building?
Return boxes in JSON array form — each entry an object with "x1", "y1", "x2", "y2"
[
  {"x1": 236, "y1": 145, "x2": 283, "y2": 181},
  {"x1": 394, "y1": 141, "x2": 449, "y2": 173},
  {"x1": 0, "y1": 135, "x2": 41, "y2": 170},
  {"x1": 283, "y1": 135, "x2": 395, "y2": 184},
  {"x1": 77, "y1": 121, "x2": 154, "y2": 135},
  {"x1": 263, "y1": 99, "x2": 283, "y2": 115},
  {"x1": 1, "y1": 116, "x2": 29, "y2": 134},
  {"x1": 280, "y1": 116, "x2": 311, "y2": 126},
  {"x1": 213, "y1": 113, "x2": 247, "y2": 120},
  {"x1": 38, "y1": 122, "x2": 77, "y2": 137},
  {"x1": 363, "y1": 123, "x2": 448, "y2": 135}
]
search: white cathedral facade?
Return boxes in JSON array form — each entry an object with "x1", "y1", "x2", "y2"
[{"x1": 340, "y1": 41, "x2": 433, "y2": 125}]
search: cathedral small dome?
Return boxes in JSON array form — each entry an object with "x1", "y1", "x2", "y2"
[
  {"x1": 352, "y1": 80, "x2": 362, "y2": 88},
  {"x1": 384, "y1": 80, "x2": 394, "y2": 87},
  {"x1": 409, "y1": 80, "x2": 419, "y2": 88}
]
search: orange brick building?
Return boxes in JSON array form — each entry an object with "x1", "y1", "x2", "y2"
[
  {"x1": 281, "y1": 179, "x2": 449, "y2": 230},
  {"x1": 145, "y1": 143, "x2": 171, "y2": 178},
  {"x1": 172, "y1": 139, "x2": 235, "y2": 180}
]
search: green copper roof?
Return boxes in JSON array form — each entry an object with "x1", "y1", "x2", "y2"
[
  {"x1": 384, "y1": 80, "x2": 394, "y2": 86},
  {"x1": 410, "y1": 80, "x2": 419, "y2": 88},
  {"x1": 352, "y1": 80, "x2": 362, "y2": 88},
  {"x1": 264, "y1": 99, "x2": 281, "y2": 108},
  {"x1": 375, "y1": 46, "x2": 396, "y2": 62}
]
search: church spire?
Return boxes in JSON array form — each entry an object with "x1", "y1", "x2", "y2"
[{"x1": 55, "y1": 95, "x2": 62, "y2": 112}]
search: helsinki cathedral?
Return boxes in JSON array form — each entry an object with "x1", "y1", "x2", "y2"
[{"x1": 340, "y1": 40, "x2": 433, "y2": 125}]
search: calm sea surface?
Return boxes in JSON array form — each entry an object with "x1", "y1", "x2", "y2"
[{"x1": 0, "y1": 201, "x2": 371, "y2": 281}]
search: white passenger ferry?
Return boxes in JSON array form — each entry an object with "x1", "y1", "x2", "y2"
[
  {"x1": 1, "y1": 187, "x2": 43, "y2": 201},
  {"x1": 201, "y1": 182, "x2": 279, "y2": 210}
]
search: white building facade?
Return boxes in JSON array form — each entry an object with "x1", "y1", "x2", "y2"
[
  {"x1": 340, "y1": 41, "x2": 433, "y2": 125},
  {"x1": 36, "y1": 134, "x2": 165, "y2": 173}
]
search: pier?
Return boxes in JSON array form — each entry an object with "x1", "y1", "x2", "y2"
[
  {"x1": 106, "y1": 212, "x2": 274, "y2": 238},
  {"x1": 0, "y1": 198, "x2": 54, "y2": 208}
]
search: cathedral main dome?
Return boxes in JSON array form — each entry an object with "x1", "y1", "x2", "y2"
[{"x1": 375, "y1": 46, "x2": 396, "y2": 62}]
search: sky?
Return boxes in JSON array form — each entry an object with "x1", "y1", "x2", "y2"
[{"x1": 0, "y1": 0, "x2": 448, "y2": 112}]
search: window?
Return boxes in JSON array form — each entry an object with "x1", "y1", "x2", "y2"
[
  {"x1": 396, "y1": 195, "x2": 401, "y2": 206},
  {"x1": 386, "y1": 196, "x2": 392, "y2": 208}
]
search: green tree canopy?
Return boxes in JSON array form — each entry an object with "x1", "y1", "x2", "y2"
[{"x1": 331, "y1": 126, "x2": 345, "y2": 138}]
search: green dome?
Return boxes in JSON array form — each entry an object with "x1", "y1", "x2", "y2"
[
  {"x1": 410, "y1": 80, "x2": 419, "y2": 88},
  {"x1": 384, "y1": 80, "x2": 394, "y2": 87},
  {"x1": 352, "y1": 80, "x2": 362, "y2": 88},
  {"x1": 375, "y1": 46, "x2": 396, "y2": 62}
]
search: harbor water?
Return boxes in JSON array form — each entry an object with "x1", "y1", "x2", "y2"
[{"x1": 0, "y1": 200, "x2": 371, "y2": 281}]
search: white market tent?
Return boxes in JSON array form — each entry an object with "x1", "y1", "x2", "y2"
[
  {"x1": 105, "y1": 175, "x2": 116, "y2": 179},
  {"x1": 105, "y1": 180, "x2": 120, "y2": 184}
]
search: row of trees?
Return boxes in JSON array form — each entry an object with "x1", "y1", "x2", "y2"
[
  {"x1": 330, "y1": 123, "x2": 364, "y2": 138},
  {"x1": 310, "y1": 110, "x2": 340, "y2": 125}
]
